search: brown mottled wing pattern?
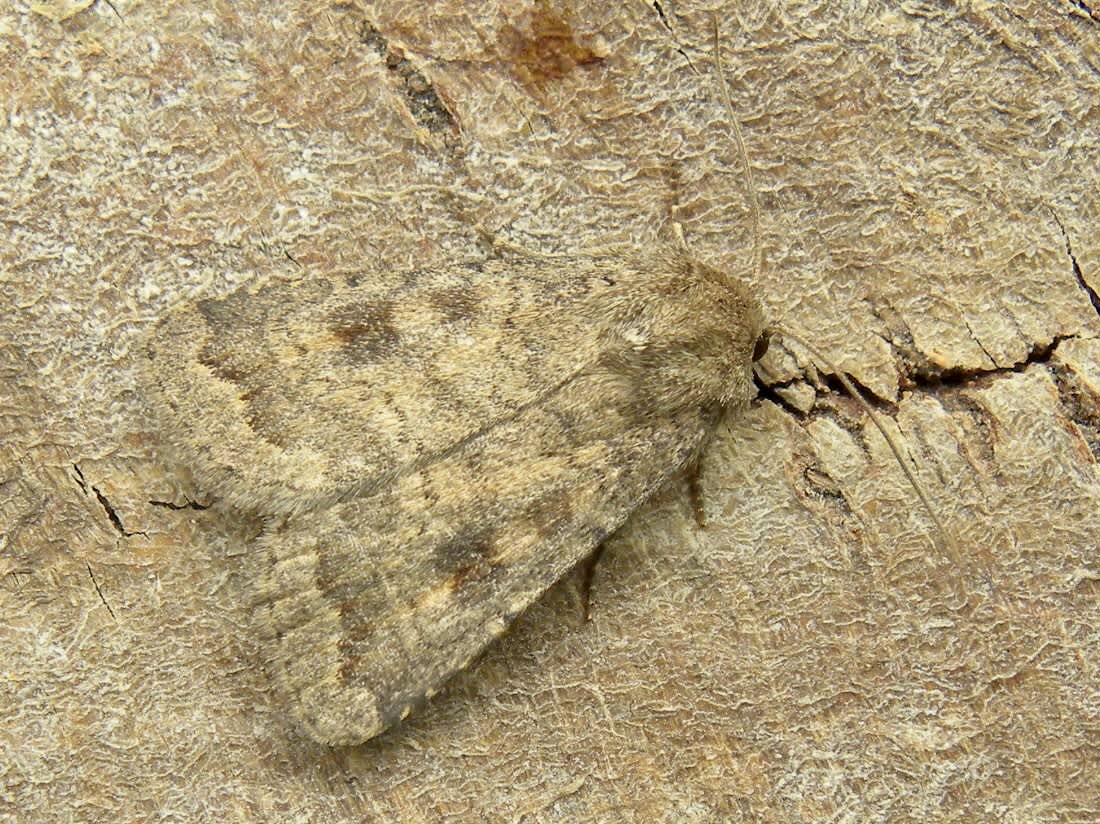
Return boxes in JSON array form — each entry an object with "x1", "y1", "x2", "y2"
[
  {"x1": 141, "y1": 249, "x2": 764, "y2": 745},
  {"x1": 142, "y1": 256, "x2": 628, "y2": 516},
  {"x1": 253, "y1": 367, "x2": 718, "y2": 745}
]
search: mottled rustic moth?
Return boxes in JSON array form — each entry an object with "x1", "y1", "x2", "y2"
[{"x1": 140, "y1": 248, "x2": 766, "y2": 745}]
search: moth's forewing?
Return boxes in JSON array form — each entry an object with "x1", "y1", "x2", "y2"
[
  {"x1": 143, "y1": 258, "x2": 623, "y2": 514},
  {"x1": 254, "y1": 369, "x2": 717, "y2": 745}
]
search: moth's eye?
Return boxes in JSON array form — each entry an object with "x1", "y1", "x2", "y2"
[{"x1": 752, "y1": 331, "x2": 771, "y2": 362}]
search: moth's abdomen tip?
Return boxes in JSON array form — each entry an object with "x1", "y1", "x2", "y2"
[
  {"x1": 293, "y1": 690, "x2": 387, "y2": 747},
  {"x1": 288, "y1": 673, "x2": 391, "y2": 743},
  {"x1": 293, "y1": 677, "x2": 442, "y2": 746}
]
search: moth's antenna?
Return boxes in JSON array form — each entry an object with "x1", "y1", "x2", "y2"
[
  {"x1": 709, "y1": 17, "x2": 961, "y2": 570},
  {"x1": 711, "y1": 17, "x2": 762, "y2": 285},
  {"x1": 779, "y1": 331, "x2": 962, "y2": 569}
]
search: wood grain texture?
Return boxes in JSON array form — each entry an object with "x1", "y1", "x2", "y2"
[{"x1": 2, "y1": 0, "x2": 1098, "y2": 820}]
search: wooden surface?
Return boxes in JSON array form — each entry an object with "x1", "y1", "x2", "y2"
[{"x1": 2, "y1": 1, "x2": 1099, "y2": 820}]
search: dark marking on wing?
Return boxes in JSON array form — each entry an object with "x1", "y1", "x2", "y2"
[
  {"x1": 435, "y1": 527, "x2": 501, "y2": 590},
  {"x1": 529, "y1": 488, "x2": 574, "y2": 540},
  {"x1": 428, "y1": 287, "x2": 481, "y2": 324},
  {"x1": 328, "y1": 300, "x2": 400, "y2": 362},
  {"x1": 198, "y1": 349, "x2": 249, "y2": 386},
  {"x1": 196, "y1": 292, "x2": 247, "y2": 328}
]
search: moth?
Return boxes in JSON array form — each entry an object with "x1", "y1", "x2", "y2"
[{"x1": 140, "y1": 248, "x2": 768, "y2": 745}]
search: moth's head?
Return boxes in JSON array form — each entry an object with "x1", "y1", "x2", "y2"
[{"x1": 602, "y1": 254, "x2": 768, "y2": 413}]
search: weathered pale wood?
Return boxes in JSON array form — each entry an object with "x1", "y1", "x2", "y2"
[{"x1": 2, "y1": 1, "x2": 1098, "y2": 820}]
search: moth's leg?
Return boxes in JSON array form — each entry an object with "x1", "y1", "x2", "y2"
[
  {"x1": 560, "y1": 543, "x2": 608, "y2": 624},
  {"x1": 685, "y1": 408, "x2": 726, "y2": 530},
  {"x1": 685, "y1": 453, "x2": 708, "y2": 529},
  {"x1": 575, "y1": 543, "x2": 608, "y2": 623}
]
